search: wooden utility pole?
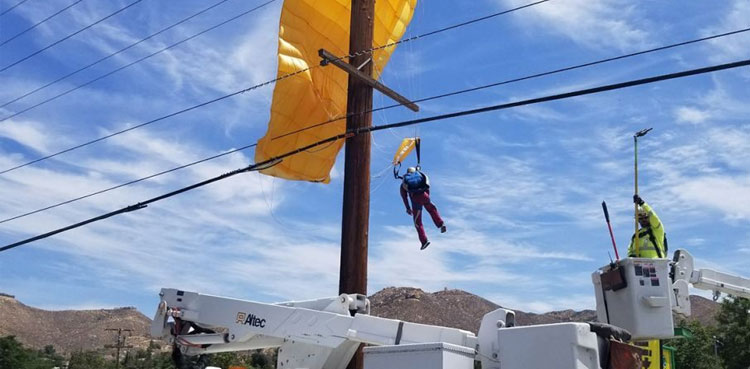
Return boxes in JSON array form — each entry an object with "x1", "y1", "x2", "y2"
[
  {"x1": 339, "y1": 0, "x2": 375, "y2": 368},
  {"x1": 105, "y1": 328, "x2": 132, "y2": 369},
  {"x1": 339, "y1": 0, "x2": 374, "y2": 302}
]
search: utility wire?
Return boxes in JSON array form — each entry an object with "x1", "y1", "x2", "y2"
[
  {"x1": 0, "y1": 63, "x2": 308, "y2": 176},
  {"x1": 272, "y1": 26, "x2": 750, "y2": 141},
  {"x1": 0, "y1": 0, "x2": 266, "y2": 111},
  {"x1": 0, "y1": 0, "x2": 31, "y2": 16},
  {"x1": 0, "y1": 0, "x2": 545, "y2": 173},
  {"x1": 2, "y1": 57, "x2": 748, "y2": 252},
  {"x1": 0, "y1": 143, "x2": 257, "y2": 224},
  {"x1": 332, "y1": 0, "x2": 552, "y2": 63},
  {"x1": 0, "y1": 0, "x2": 85, "y2": 47},
  {"x1": 3, "y1": 27, "x2": 749, "y2": 221},
  {"x1": 0, "y1": 0, "x2": 144, "y2": 73}
]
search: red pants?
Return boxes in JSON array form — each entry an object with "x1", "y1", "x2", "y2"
[{"x1": 409, "y1": 190, "x2": 444, "y2": 244}]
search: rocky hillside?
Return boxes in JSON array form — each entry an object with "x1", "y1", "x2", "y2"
[
  {"x1": 369, "y1": 287, "x2": 598, "y2": 333},
  {"x1": 0, "y1": 288, "x2": 720, "y2": 354},
  {"x1": 370, "y1": 287, "x2": 720, "y2": 334},
  {"x1": 0, "y1": 294, "x2": 154, "y2": 354},
  {"x1": 681, "y1": 294, "x2": 722, "y2": 327}
]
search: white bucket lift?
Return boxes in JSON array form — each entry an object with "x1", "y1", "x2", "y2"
[{"x1": 592, "y1": 249, "x2": 750, "y2": 340}]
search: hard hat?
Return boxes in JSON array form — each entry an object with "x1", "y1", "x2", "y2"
[
  {"x1": 637, "y1": 209, "x2": 649, "y2": 219},
  {"x1": 406, "y1": 167, "x2": 416, "y2": 173}
]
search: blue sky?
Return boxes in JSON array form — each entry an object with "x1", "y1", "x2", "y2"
[{"x1": 0, "y1": 0, "x2": 749, "y2": 315}]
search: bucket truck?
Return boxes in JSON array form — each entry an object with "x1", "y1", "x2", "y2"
[
  {"x1": 151, "y1": 249, "x2": 750, "y2": 369},
  {"x1": 592, "y1": 249, "x2": 750, "y2": 340}
]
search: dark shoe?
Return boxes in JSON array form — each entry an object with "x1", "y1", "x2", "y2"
[
  {"x1": 440, "y1": 224, "x2": 447, "y2": 233},
  {"x1": 420, "y1": 241, "x2": 431, "y2": 250}
]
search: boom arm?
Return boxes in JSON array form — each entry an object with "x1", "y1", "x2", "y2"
[
  {"x1": 672, "y1": 249, "x2": 750, "y2": 300},
  {"x1": 152, "y1": 288, "x2": 478, "y2": 369},
  {"x1": 151, "y1": 288, "x2": 608, "y2": 369}
]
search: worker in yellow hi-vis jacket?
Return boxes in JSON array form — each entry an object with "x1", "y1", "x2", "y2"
[{"x1": 628, "y1": 194, "x2": 667, "y2": 258}]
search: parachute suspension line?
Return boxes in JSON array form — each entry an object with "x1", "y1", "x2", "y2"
[
  {"x1": 371, "y1": 159, "x2": 397, "y2": 195},
  {"x1": 258, "y1": 173, "x2": 285, "y2": 227},
  {"x1": 370, "y1": 58, "x2": 393, "y2": 157},
  {"x1": 393, "y1": 162, "x2": 402, "y2": 180}
]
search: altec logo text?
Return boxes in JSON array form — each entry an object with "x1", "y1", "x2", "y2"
[{"x1": 236, "y1": 312, "x2": 266, "y2": 328}]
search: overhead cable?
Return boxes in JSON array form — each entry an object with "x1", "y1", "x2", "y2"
[
  {"x1": 272, "y1": 26, "x2": 750, "y2": 140},
  {"x1": 0, "y1": 0, "x2": 268, "y2": 111},
  {"x1": 332, "y1": 0, "x2": 552, "y2": 62},
  {"x1": 0, "y1": 0, "x2": 546, "y2": 174},
  {"x1": 0, "y1": 64, "x2": 308, "y2": 176},
  {"x1": 0, "y1": 0, "x2": 144, "y2": 73},
  {"x1": 2, "y1": 27, "x2": 749, "y2": 218},
  {"x1": 0, "y1": 0, "x2": 85, "y2": 47},
  {"x1": 0, "y1": 143, "x2": 257, "y2": 224},
  {"x1": 0, "y1": 0, "x2": 31, "y2": 16},
  {"x1": 2, "y1": 57, "x2": 748, "y2": 252}
]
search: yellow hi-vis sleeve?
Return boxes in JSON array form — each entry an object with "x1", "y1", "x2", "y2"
[{"x1": 254, "y1": 0, "x2": 418, "y2": 183}]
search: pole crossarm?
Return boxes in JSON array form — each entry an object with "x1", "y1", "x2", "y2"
[{"x1": 319, "y1": 48, "x2": 419, "y2": 112}]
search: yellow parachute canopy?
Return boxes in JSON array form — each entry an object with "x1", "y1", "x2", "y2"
[
  {"x1": 254, "y1": 0, "x2": 418, "y2": 183},
  {"x1": 392, "y1": 137, "x2": 419, "y2": 165}
]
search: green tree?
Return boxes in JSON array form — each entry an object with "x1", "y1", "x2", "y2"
[
  {"x1": 37, "y1": 344, "x2": 65, "y2": 368},
  {"x1": 120, "y1": 346, "x2": 176, "y2": 369},
  {"x1": 716, "y1": 296, "x2": 750, "y2": 369},
  {"x1": 210, "y1": 351, "x2": 252, "y2": 369},
  {"x1": 250, "y1": 349, "x2": 273, "y2": 369},
  {"x1": 671, "y1": 320, "x2": 723, "y2": 369},
  {"x1": 0, "y1": 336, "x2": 32, "y2": 369},
  {"x1": 68, "y1": 349, "x2": 115, "y2": 369},
  {"x1": 0, "y1": 337, "x2": 65, "y2": 369}
]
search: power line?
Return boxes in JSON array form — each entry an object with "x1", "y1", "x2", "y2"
[
  {"x1": 333, "y1": 0, "x2": 552, "y2": 62},
  {"x1": 0, "y1": 0, "x2": 31, "y2": 17},
  {"x1": 0, "y1": 0, "x2": 263, "y2": 111},
  {"x1": 0, "y1": 143, "x2": 257, "y2": 224},
  {"x1": 271, "y1": 26, "x2": 750, "y2": 141},
  {"x1": 0, "y1": 0, "x2": 546, "y2": 173},
  {"x1": 3, "y1": 27, "x2": 749, "y2": 221},
  {"x1": 0, "y1": 0, "x2": 85, "y2": 47},
  {"x1": 0, "y1": 64, "x2": 308, "y2": 176},
  {"x1": 2, "y1": 57, "x2": 748, "y2": 252},
  {"x1": 0, "y1": 0, "x2": 144, "y2": 73}
]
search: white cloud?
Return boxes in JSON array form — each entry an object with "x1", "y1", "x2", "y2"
[
  {"x1": 702, "y1": 0, "x2": 750, "y2": 62},
  {"x1": 646, "y1": 124, "x2": 750, "y2": 222},
  {"x1": 133, "y1": 4, "x2": 281, "y2": 99},
  {"x1": 0, "y1": 123, "x2": 305, "y2": 302},
  {"x1": 0, "y1": 118, "x2": 66, "y2": 154},
  {"x1": 684, "y1": 238, "x2": 706, "y2": 247},
  {"x1": 671, "y1": 176, "x2": 750, "y2": 221},
  {"x1": 486, "y1": 292, "x2": 594, "y2": 313},
  {"x1": 37, "y1": 301, "x2": 124, "y2": 311},
  {"x1": 674, "y1": 106, "x2": 710, "y2": 124},
  {"x1": 501, "y1": 0, "x2": 650, "y2": 51}
]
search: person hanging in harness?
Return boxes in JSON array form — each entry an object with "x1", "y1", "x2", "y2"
[
  {"x1": 628, "y1": 194, "x2": 667, "y2": 258},
  {"x1": 400, "y1": 167, "x2": 446, "y2": 250}
]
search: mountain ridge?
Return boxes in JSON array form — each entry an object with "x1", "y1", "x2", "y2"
[{"x1": 0, "y1": 287, "x2": 720, "y2": 353}]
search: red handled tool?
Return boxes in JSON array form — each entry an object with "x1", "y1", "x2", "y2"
[{"x1": 602, "y1": 201, "x2": 620, "y2": 261}]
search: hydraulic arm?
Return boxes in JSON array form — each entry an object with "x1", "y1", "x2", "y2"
[
  {"x1": 152, "y1": 288, "x2": 478, "y2": 369},
  {"x1": 152, "y1": 288, "x2": 616, "y2": 369}
]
